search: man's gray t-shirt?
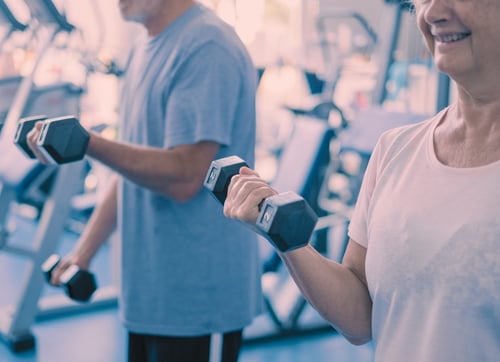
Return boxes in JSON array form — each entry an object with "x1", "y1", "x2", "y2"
[{"x1": 117, "y1": 4, "x2": 262, "y2": 336}]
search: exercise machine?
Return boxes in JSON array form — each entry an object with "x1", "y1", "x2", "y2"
[
  {"x1": 284, "y1": 10, "x2": 378, "y2": 129},
  {"x1": 0, "y1": 0, "x2": 28, "y2": 50},
  {"x1": 0, "y1": 0, "x2": 30, "y2": 133},
  {"x1": 0, "y1": 1, "x2": 26, "y2": 29},
  {"x1": 0, "y1": 0, "x2": 117, "y2": 352},
  {"x1": 372, "y1": 0, "x2": 451, "y2": 113},
  {"x1": 246, "y1": 115, "x2": 337, "y2": 340}
]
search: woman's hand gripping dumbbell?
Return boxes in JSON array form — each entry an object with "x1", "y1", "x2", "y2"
[{"x1": 204, "y1": 156, "x2": 318, "y2": 252}]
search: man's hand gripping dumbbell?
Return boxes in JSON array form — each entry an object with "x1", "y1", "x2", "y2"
[
  {"x1": 41, "y1": 254, "x2": 97, "y2": 302},
  {"x1": 14, "y1": 115, "x2": 90, "y2": 164},
  {"x1": 204, "y1": 156, "x2": 318, "y2": 252}
]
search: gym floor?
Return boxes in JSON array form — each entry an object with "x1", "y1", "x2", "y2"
[
  {"x1": 0, "y1": 311, "x2": 374, "y2": 362},
  {"x1": 0, "y1": 211, "x2": 375, "y2": 362}
]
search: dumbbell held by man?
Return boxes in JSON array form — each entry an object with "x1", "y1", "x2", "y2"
[
  {"x1": 14, "y1": 115, "x2": 90, "y2": 164},
  {"x1": 41, "y1": 254, "x2": 97, "y2": 302},
  {"x1": 204, "y1": 155, "x2": 318, "y2": 252}
]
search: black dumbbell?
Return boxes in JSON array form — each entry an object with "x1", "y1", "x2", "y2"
[
  {"x1": 204, "y1": 156, "x2": 318, "y2": 252},
  {"x1": 41, "y1": 254, "x2": 97, "y2": 302},
  {"x1": 14, "y1": 115, "x2": 48, "y2": 158},
  {"x1": 36, "y1": 116, "x2": 90, "y2": 164}
]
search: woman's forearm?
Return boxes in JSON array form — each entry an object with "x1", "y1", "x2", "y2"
[{"x1": 281, "y1": 245, "x2": 372, "y2": 344}]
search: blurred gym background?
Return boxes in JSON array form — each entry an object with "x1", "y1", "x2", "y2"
[{"x1": 0, "y1": 0, "x2": 452, "y2": 361}]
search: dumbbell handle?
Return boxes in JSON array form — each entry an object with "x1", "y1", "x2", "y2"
[{"x1": 204, "y1": 156, "x2": 318, "y2": 252}]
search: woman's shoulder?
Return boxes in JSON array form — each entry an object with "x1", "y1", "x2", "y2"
[
  {"x1": 377, "y1": 109, "x2": 445, "y2": 152},
  {"x1": 368, "y1": 108, "x2": 447, "y2": 172}
]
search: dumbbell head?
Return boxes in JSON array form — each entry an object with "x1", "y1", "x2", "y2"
[
  {"x1": 41, "y1": 254, "x2": 61, "y2": 284},
  {"x1": 14, "y1": 115, "x2": 48, "y2": 158},
  {"x1": 256, "y1": 191, "x2": 318, "y2": 252},
  {"x1": 60, "y1": 265, "x2": 97, "y2": 302},
  {"x1": 36, "y1": 116, "x2": 89, "y2": 164},
  {"x1": 204, "y1": 155, "x2": 248, "y2": 204}
]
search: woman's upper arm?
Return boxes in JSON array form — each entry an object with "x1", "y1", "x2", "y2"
[{"x1": 342, "y1": 239, "x2": 368, "y2": 288}]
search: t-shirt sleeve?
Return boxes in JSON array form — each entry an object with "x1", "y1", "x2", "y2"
[
  {"x1": 347, "y1": 130, "x2": 393, "y2": 248},
  {"x1": 164, "y1": 41, "x2": 243, "y2": 147}
]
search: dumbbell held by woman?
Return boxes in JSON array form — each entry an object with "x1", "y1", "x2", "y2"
[{"x1": 204, "y1": 156, "x2": 318, "y2": 252}]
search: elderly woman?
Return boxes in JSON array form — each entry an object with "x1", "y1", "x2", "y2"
[{"x1": 223, "y1": 0, "x2": 500, "y2": 361}]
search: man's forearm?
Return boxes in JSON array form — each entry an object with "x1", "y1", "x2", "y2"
[{"x1": 86, "y1": 132, "x2": 219, "y2": 200}]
